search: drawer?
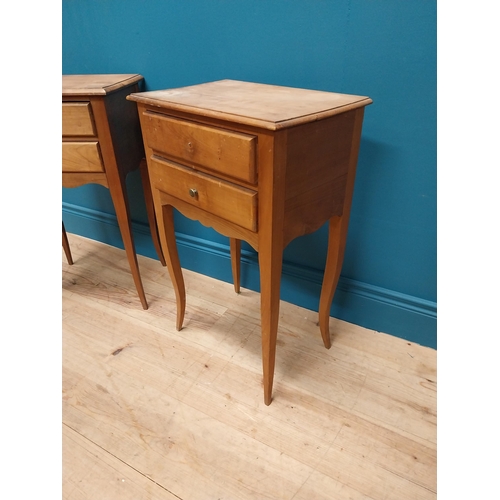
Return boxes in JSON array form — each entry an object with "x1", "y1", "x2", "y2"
[
  {"x1": 143, "y1": 112, "x2": 257, "y2": 184},
  {"x1": 150, "y1": 156, "x2": 257, "y2": 232},
  {"x1": 62, "y1": 142, "x2": 104, "y2": 173},
  {"x1": 62, "y1": 102, "x2": 95, "y2": 137}
]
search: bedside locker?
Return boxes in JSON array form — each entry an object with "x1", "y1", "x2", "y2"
[
  {"x1": 128, "y1": 79, "x2": 372, "y2": 403},
  {"x1": 63, "y1": 74, "x2": 166, "y2": 310}
]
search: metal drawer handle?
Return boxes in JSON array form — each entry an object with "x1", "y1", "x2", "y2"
[{"x1": 189, "y1": 188, "x2": 198, "y2": 198}]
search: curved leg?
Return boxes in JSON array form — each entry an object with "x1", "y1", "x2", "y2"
[
  {"x1": 159, "y1": 204, "x2": 186, "y2": 330},
  {"x1": 140, "y1": 159, "x2": 166, "y2": 266},
  {"x1": 319, "y1": 108, "x2": 366, "y2": 348},
  {"x1": 229, "y1": 238, "x2": 241, "y2": 294},
  {"x1": 108, "y1": 174, "x2": 148, "y2": 310},
  {"x1": 319, "y1": 215, "x2": 347, "y2": 349},
  {"x1": 62, "y1": 222, "x2": 73, "y2": 265},
  {"x1": 259, "y1": 242, "x2": 283, "y2": 406}
]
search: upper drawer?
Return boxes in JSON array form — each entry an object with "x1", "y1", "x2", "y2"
[
  {"x1": 62, "y1": 102, "x2": 96, "y2": 137},
  {"x1": 142, "y1": 112, "x2": 257, "y2": 184},
  {"x1": 150, "y1": 156, "x2": 257, "y2": 232}
]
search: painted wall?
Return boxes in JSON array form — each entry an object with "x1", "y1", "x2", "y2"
[{"x1": 62, "y1": 0, "x2": 437, "y2": 348}]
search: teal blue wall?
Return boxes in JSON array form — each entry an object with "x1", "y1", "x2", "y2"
[{"x1": 62, "y1": 0, "x2": 437, "y2": 348}]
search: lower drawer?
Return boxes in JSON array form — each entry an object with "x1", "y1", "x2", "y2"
[
  {"x1": 150, "y1": 156, "x2": 258, "y2": 232},
  {"x1": 62, "y1": 142, "x2": 104, "y2": 173}
]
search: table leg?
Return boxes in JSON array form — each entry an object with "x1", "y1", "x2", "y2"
[
  {"x1": 319, "y1": 108, "x2": 365, "y2": 348},
  {"x1": 62, "y1": 222, "x2": 73, "y2": 265},
  {"x1": 229, "y1": 238, "x2": 241, "y2": 294},
  {"x1": 258, "y1": 243, "x2": 283, "y2": 406},
  {"x1": 318, "y1": 215, "x2": 348, "y2": 349},
  {"x1": 158, "y1": 204, "x2": 186, "y2": 331},
  {"x1": 140, "y1": 159, "x2": 167, "y2": 267},
  {"x1": 108, "y1": 176, "x2": 148, "y2": 310}
]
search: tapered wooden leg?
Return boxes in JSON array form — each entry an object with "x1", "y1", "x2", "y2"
[
  {"x1": 140, "y1": 159, "x2": 166, "y2": 266},
  {"x1": 258, "y1": 244, "x2": 283, "y2": 406},
  {"x1": 319, "y1": 108, "x2": 366, "y2": 348},
  {"x1": 229, "y1": 238, "x2": 241, "y2": 294},
  {"x1": 158, "y1": 204, "x2": 186, "y2": 331},
  {"x1": 108, "y1": 177, "x2": 148, "y2": 310},
  {"x1": 62, "y1": 222, "x2": 73, "y2": 265},
  {"x1": 319, "y1": 215, "x2": 348, "y2": 349}
]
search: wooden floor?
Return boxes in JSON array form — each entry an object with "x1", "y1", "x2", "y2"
[{"x1": 62, "y1": 233, "x2": 436, "y2": 500}]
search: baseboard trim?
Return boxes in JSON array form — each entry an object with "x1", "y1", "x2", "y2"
[{"x1": 62, "y1": 203, "x2": 437, "y2": 348}]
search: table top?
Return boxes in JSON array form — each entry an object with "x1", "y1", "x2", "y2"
[
  {"x1": 62, "y1": 74, "x2": 143, "y2": 96},
  {"x1": 128, "y1": 79, "x2": 372, "y2": 130}
]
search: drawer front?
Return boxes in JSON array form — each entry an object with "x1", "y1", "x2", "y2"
[
  {"x1": 62, "y1": 102, "x2": 95, "y2": 137},
  {"x1": 143, "y1": 112, "x2": 257, "y2": 184},
  {"x1": 150, "y1": 156, "x2": 257, "y2": 232},
  {"x1": 62, "y1": 142, "x2": 104, "y2": 173}
]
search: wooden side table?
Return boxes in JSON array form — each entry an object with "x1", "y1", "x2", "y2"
[
  {"x1": 128, "y1": 79, "x2": 372, "y2": 403},
  {"x1": 62, "y1": 74, "x2": 166, "y2": 310}
]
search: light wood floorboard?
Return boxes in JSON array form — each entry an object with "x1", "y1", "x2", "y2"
[{"x1": 62, "y1": 233, "x2": 436, "y2": 500}]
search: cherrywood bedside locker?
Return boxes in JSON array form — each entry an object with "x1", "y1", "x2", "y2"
[
  {"x1": 62, "y1": 74, "x2": 166, "y2": 310},
  {"x1": 128, "y1": 79, "x2": 372, "y2": 403}
]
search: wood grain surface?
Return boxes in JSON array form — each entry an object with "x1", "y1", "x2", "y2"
[{"x1": 62, "y1": 233, "x2": 436, "y2": 500}]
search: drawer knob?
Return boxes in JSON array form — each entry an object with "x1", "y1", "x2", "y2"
[{"x1": 189, "y1": 188, "x2": 198, "y2": 198}]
